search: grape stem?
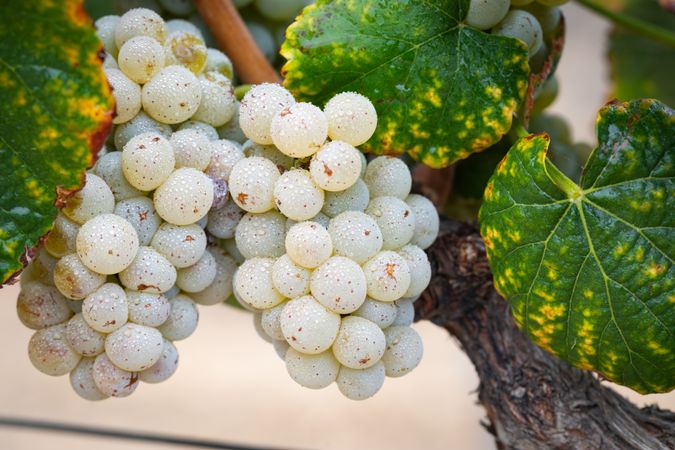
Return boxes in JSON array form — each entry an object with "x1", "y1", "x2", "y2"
[
  {"x1": 576, "y1": 0, "x2": 675, "y2": 49},
  {"x1": 192, "y1": 0, "x2": 282, "y2": 84}
]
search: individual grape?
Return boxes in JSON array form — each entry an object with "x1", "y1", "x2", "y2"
[
  {"x1": 271, "y1": 254, "x2": 310, "y2": 299},
  {"x1": 62, "y1": 173, "x2": 114, "y2": 225},
  {"x1": 363, "y1": 156, "x2": 412, "y2": 200},
  {"x1": 273, "y1": 169, "x2": 325, "y2": 221},
  {"x1": 381, "y1": 326, "x2": 423, "y2": 377},
  {"x1": 118, "y1": 35, "x2": 165, "y2": 84},
  {"x1": 492, "y1": 10, "x2": 544, "y2": 56},
  {"x1": 285, "y1": 221, "x2": 332, "y2": 269},
  {"x1": 191, "y1": 248, "x2": 238, "y2": 306},
  {"x1": 310, "y1": 256, "x2": 367, "y2": 314},
  {"x1": 358, "y1": 151, "x2": 367, "y2": 178},
  {"x1": 192, "y1": 71, "x2": 236, "y2": 127},
  {"x1": 353, "y1": 298, "x2": 398, "y2": 329},
  {"x1": 239, "y1": 83, "x2": 295, "y2": 144},
  {"x1": 235, "y1": 211, "x2": 286, "y2": 259},
  {"x1": 54, "y1": 254, "x2": 106, "y2": 300},
  {"x1": 206, "y1": 201, "x2": 244, "y2": 239},
  {"x1": 94, "y1": 152, "x2": 143, "y2": 202},
  {"x1": 217, "y1": 105, "x2": 246, "y2": 144},
  {"x1": 362, "y1": 251, "x2": 411, "y2": 302},
  {"x1": 392, "y1": 299, "x2": 415, "y2": 327},
  {"x1": 153, "y1": 167, "x2": 214, "y2": 225},
  {"x1": 279, "y1": 295, "x2": 340, "y2": 354},
  {"x1": 210, "y1": 177, "x2": 230, "y2": 210},
  {"x1": 323, "y1": 92, "x2": 378, "y2": 146},
  {"x1": 252, "y1": 312, "x2": 271, "y2": 341},
  {"x1": 158, "y1": 0, "x2": 194, "y2": 15},
  {"x1": 523, "y1": 3, "x2": 562, "y2": 39},
  {"x1": 328, "y1": 211, "x2": 383, "y2": 264},
  {"x1": 82, "y1": 283, "x2": 128, "y2": 333},
  {"x1": 105, "y1": 68, "x2": 142, "y2": 124},
  {"x1": 233, "y1": 257, "x2": 284, "y2": 309},
  {"x1": 164, "y1": 31, "x2": 207, "y2": 74},
  {"x1": 126, "y1": 291, "x2": 171, "y2": 326},
  {"x1": 113, "y1": 111, "x2": 172, "y2": 152},
  {"x1": 142, "y1": 66, "x2": 202, "y2": 124},
  {"x1": 270, "y1": 102, "x2": 328, "y2": 158},
  {"x1": 103, "y1": 53, "x2": 119, "y2": 69},
  {"x1": 76, "y1": 214, "x2": 139, "y2": 275},
  {"x1": 176, "y1": 250, "x2": 217, "y2": 293},
  {"x1": 285, "y1": 212, "x2": 331, "y2": 234},
  {"x1": 70, "y1": 357, "x2": 108, "y2": 401},
  {"x1": 119, "y1": 246, "x2": 177, "y2": 294},
  {"x1": 28, "y1": 323, "x2": 81, "y2": 376},
  {"x1": 170, "y1": 130, "x2": 211, "y2": 172},
  {"x1": 261, "y1": 301, "x2": 287, "y2": 341},
  {"x1": 285, "y1": 348, "x2": 339, "y2": 389},
  {"x1": 178, "y1": 120, "x2": 219, "y2": 141},
  {"x1": 92, "y1": 353, "x2": 139, "y2": 398},
  {"x1": 336, "y1": 361, "x2": 385, "y2": 400},
  {"x1": 242, "y1": 141, "x2": 294, "y2": 173},
  {"x1": 228, "y1": 156, "x2": 280, "y2": 213},
  {"x1": 166, "y1": 18, "x2": 202, "y2": 38},
  {"x1": 322, "y1": 179, "x2": 369, "y2": 218},
  {"x1": 65, "y1": 313, "x2": 106, "y2": 357},
  {"x1": 95, "y1": 15, "x2": 120, "y2": 58},
  {"x1": 140, "y1": 339, "x2": 179, "y2": 383},
  {"x1": 122, "y1": 132, "x2": 175, "y2": 191},
  {"x1": 205, "y1": 48, "x2": 233, "y2": 79},
  {"x1": 365, "y1": 196, "x2": 415, "y2": 250},
  {"x1": 309, "y1": 141, "x2": 361, "y2": 192},
  {"x1": 465, "y1": 0, "x2": 510, "y2": 30},
  {"x1": 17, "y1": 281, "x2": 73, "y2": 330},
  {"x1": 246, "y1": 22, "x2": 276, "y2": 62},
  {"x1": 114, "y1": 196, "x2": 162, "y2": 246},
  {"x1": 24, "y1": 251, "x2": 58, "y2": 286},
  {"x1": 158, "y1": 294, "x2": 199, "y2": 341},
  {"x1": 104, "y1": 323, "x2": 164, "y2": 371},
  {"x1": 333, "y1": 316, "x2": 386, "y2": 369},
  {"x1": 273, "y1": 339, "x2": 290, "y2": 360},
  {"x1": 405, "y1": 194, "x2": 440, "y2": 250},
  {"x1": 115, "y1": 8, "x2": 166, "y2": 49},
  {"x1": 398, "y1": 245, "x2": 432, "y2": 298},
  {"x1": 150, "y1": 223, "x2": 206, "y2": 268},
  {"x1": 205, "y1": 139, "x2": 244, "y2": 182},
  {"x1": 44, "y1": 214, "x2": 80, "y2": 258}
]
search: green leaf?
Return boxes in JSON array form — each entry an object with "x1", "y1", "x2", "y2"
[
  {"x1": 281, "y1": 0, "x2": 530, "y2": 168},
  {"x1": 0, "y1": 0, "x2": 114, "y2": 284},
  {"x1": 479, "y1": 99, "x2": 674, "y2": 394},
  {"x1": 609, "y1": 0, "x2": 675, "y2": 105}
]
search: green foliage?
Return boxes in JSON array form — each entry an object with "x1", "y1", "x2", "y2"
[
  {"x1": 479, "y1": 99, "x2": 674, "y2": 393},
  {"x1": 0, "y1": 0, "x2": 113, "y2": 283},
  {"x1": 281, "y1": 0, "x2": 530, "y2": 168}
]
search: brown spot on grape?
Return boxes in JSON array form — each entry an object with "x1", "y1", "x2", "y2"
[
  {"x1": 385, "y1": 263, "x2": 397, "y2": 280},
  {"x1": 359, "y1": 357, "x2": 370, "y2": 365},
  {"x1": 237, "y1": 192, "x2": 248, "y2": 205},
  {"x1": 184, "y1": 235, "x2": 194, "y2": 242},
  {"x1": 322, "y1": 162, "x2": 333, "y2": 176}
]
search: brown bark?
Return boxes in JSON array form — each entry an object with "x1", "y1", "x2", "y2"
[{"x1": 416, "y1": 219, "x2": 675, "y2": 450}]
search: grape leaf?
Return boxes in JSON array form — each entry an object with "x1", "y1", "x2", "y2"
[
  {"x1": 479, "y1": 99, "x2": 674, "y2": 394},
  {"x1": 281, "y1": 0, "x2": 530, "y2": 168},
  {"x1": 0, "y1": 0, "x2": 113, "y2": 284}
]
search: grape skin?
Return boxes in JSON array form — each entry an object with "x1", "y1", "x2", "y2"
[
  {"x1": 53, "y1": 254, "x2": 106, "y2": 300},
  {"x1": 336, "y1": 361, "x2": 386, "y2": 401},
  {"x1": 70, "y1": 357, "x2": 109, "y2": 401},
  {"x1": 76, "y1": 214, "x2": 139, "y2": 275},
  {"x1": 17, "y1": 281, "x2": 73, "y2": 330},
  {"x1": 279, "y1": 295, "x2": 341, "y2": 355},
  {"x1": 285, "y1": 348, "x2": 340, "y2": 389},
  {"x1": 465, "y1": 0, "x2": 510, "y2": 30},
  {"x1": 28, "y1": 323, "x2": 82, "y2": 376},
  {"x1": 323, "y1": 92, "x2": 377, "y2": 146},
  {"x1": 332, "y1": 316, "x2": 386, "y2": 369}
]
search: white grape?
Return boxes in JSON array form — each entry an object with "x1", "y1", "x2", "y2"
[
  {"x1": 280, "y1": 295, "x2": 340, "y2": 354},
  {"x1": 404, "y1": 194, "x2": 439, "y2": 249},
  {"x1": 310, "y1": 256, "x2": 367, "y2": 314},
  {"x1": 261, "y1": 301, "x2": 287, "y2": 341},
  {"x1": 285, "y1": 221, "x2": 332, "y2": 269},
  {"x1": 242, "y1": 140, "x2": 294, "y2": 172},
  {"x1": 253, "y1": 312, "x2": 272, "y2": 342},
  {"x1": 178, "y1": 120, "x2": 219, "y2": 141},
  {"x1": 309, "y1": 141, "x2": 362, "y2": 192},
  {"x1": 322, "y1": 179, "x2": 369, "y2": 218},
  {"x1": 206, "y1": 201, "x2": 244, "y2": 239},
  {"x1": 217, "y1": 107, "x2": 246, "y2": 144},
  {"x1": 328, "y1": 211, "x2": 383, "y2": 264},
  {"x1": 365, "y1": 196, "x2": 415, "y2": 250},
  {"x1": 142, "y1": 66, "x2": 202, "y2": 124},
  {"x1": 285, "y1": 348, "x2": 339, "y2": 389},
  {"x1": 229, "y1": 156, "x2": 280, "y2": 213},
  {"x1": 381, "y1": 326, "x2": 423, "y2": 377},
  {"x1": 235, "y1": 211, "x2": 286, "y2": 259},
  {"x1": 273, "y1": 338, "x2": 290, "y2": 360},
  {"x1": 151, "y1": 223, "x2": 206, "y2": 268},
  {"x1": 118, "y1": 35, "x2": 165, "y2": 84},
  {"x1": 65, "y1": 313, "x2": 106, "y2": 357},
  {"x1": 492, "y1": 10, "x2": 544, "y2": 55},
  {"x1": 285, "y1": 212, "x2": 330, "y2": 233},
  {"x1": 270, "y1": 102, "x2": 328, "y2": 158},
  {"x1": 62, "y1": 173, "x2": 114, "y2": 225},
  {"x1": 176, "y1": 250, "x2": 217, "y2": 293},
  {"x1": 119, "y1": 246, "x2": 177, "y2": 294},
  {"x1": 273, "y1": 169, "x2": 324, "y2": 221},
  {"x1": 239, "y1": 83, "x2": 295, "y2": 144},
  {"x1": 398, "y1": 244, "x2": 432, "y2": 298},
  {"x1": 336, "y1": 361, "x2": 385, "y2": 400},
  {"x1": 28, "y1": 323, "x2": 81, "y2": 376},
  {"x1": 54, "y1": 254, "x2": 106, "y2": 300},
  {"x1": 16, "y1": 281, "x2": 73, "y2": 330},
  {"x1": 166, "y1": 18, "x2": 202, "y2": 38},
  {"x1": 191, "y1": 248, "x2": 238, "y2": 306},
  {"x1": 122, "y1": 132, "x2": 175, "y2": 191},
  {"x1": 170, "y1": 129, "x2": 212, "y2": 171},
  {"x1": 158, "y1": 0, "x2": 194, "y2": 15},
  {"x1": 233, "y1": 257, "x2": 284, "y2": 309},
  {"x1": 92, "y1": 353, "x2": 139, "y2": 398},
  {"x1": 115, "y1": 8, "x2": 166, "y2": 49},
  {"x1": 76, "y1": 214, "x2": 139, "y2": 275},
  {"x1": 153, "y1": 167, "x2": 214, "y2": 225},
  {"x1": 44, "y1": 213, "x2": 80, "y2": 258},
  {"x1": 105, "y1": 68, "x2": 142, "y2": 124},
  {"x1": 205, "y1": 48, "x2": 233, "y2": 79},
  {"x1": 113, "y1": 111, "x2": 172, "y2": 152},
  {"x1": 192, "y1": 71, "x2": 236, "y2": 127},
  {"x1": 392, "y1": 298, "x2": 415, "y2": 326},
  {"x1": 94, "y1": 152, "x2": 144, "y2": 201},
  {"x1": 95, "y1": 15, "x2": 120, "y2": 57},
  {"x1": 70, "y1": 357, "x2": 108, "y2": 401},
  {"x1": 524, "y1": 3, "x2": 562, "y2": 39},
  {"x1": 114, "y1": 196, "x2": 162, "y2": 246},
  {"x1": 353, "y1": 298, "x2": 398, "y2": 329},
  {"x1": 103, "y1": 53, "x2": 119, "y2": 69},
  {"x1": 24, "y1": 250, "x2": 57, "y2": 286},
  {"x1": 82, "y1": 283, "x2": 128, "y2": 333},
  {"x1": 332, "y1": 316, "x2": 385, "y2": 369},
  {"x1": 323, "y1": 92, "x2": 378, "y2": 146},
  {"x1": 164, "y1": 31, "x2": 207, "y2": 74},
  {"x1": 362, "y1": 251, "x2": 411, "y2": 302},
  {"x1": 465, "y1": 0, "x2": 510, "y2": 30},
  {"x1": 363, "y1": 156, "x2": 412, "y2": 200},
  {"x1": 158, "y1": 294, "x2": 199, "y2": 340},
  {"x1": 105, "y1": 323, "x2": 164, "y2": 371},
  {"x1": 140, "y1": 339, "x2": 179, "y2": 383},
  {"x1": 206, "y1": 139, "x2": 245, "y2": 182},
  {"x1": 271, "y1": 254, "x2": 310, "y2": 299},
  {"x1": 126, "y1": 290, "x2": 171, "y2": 326},
  {"x1": 358, "y1": 151, "x2": 367, "y2": 178}
]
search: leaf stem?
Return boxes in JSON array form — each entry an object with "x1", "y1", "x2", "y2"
[
  {"x1": 545, "y1": 158, "x2": 582, "y2": 199},
  {"x1": 576, "y1": 0, "x2": 675, "y2": 49},
  {"x1": 514, "y1": 124, "x2": 529, "y2": 138}
]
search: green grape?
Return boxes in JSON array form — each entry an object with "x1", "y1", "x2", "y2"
[
  {"x1": 492, "y1": 10, "x2": 544, "y2": 56},
  {"x1": 523, "y1": 3, "x2": 562, "y2": 39},
  {"x1": 465, "y1": 0, "x2": 510, "y2": 30},
  {"x1": 532, "y1": 76, "x2": 559, "y2": 114},
  {"x1": 529, "y1": 113, "x2": 572, "y2": 146}
]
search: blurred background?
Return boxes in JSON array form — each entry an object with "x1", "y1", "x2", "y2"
[{"x1": 1, "y1": 2, "x2": 673, "y2": 450}]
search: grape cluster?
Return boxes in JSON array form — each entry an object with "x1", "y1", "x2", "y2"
[
  {"x1": 16, "y1": 7, "x2": 242, "y2": 400},
  {"x1": 231, "y1": 84, "x2": 440, "y2": 400}
]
